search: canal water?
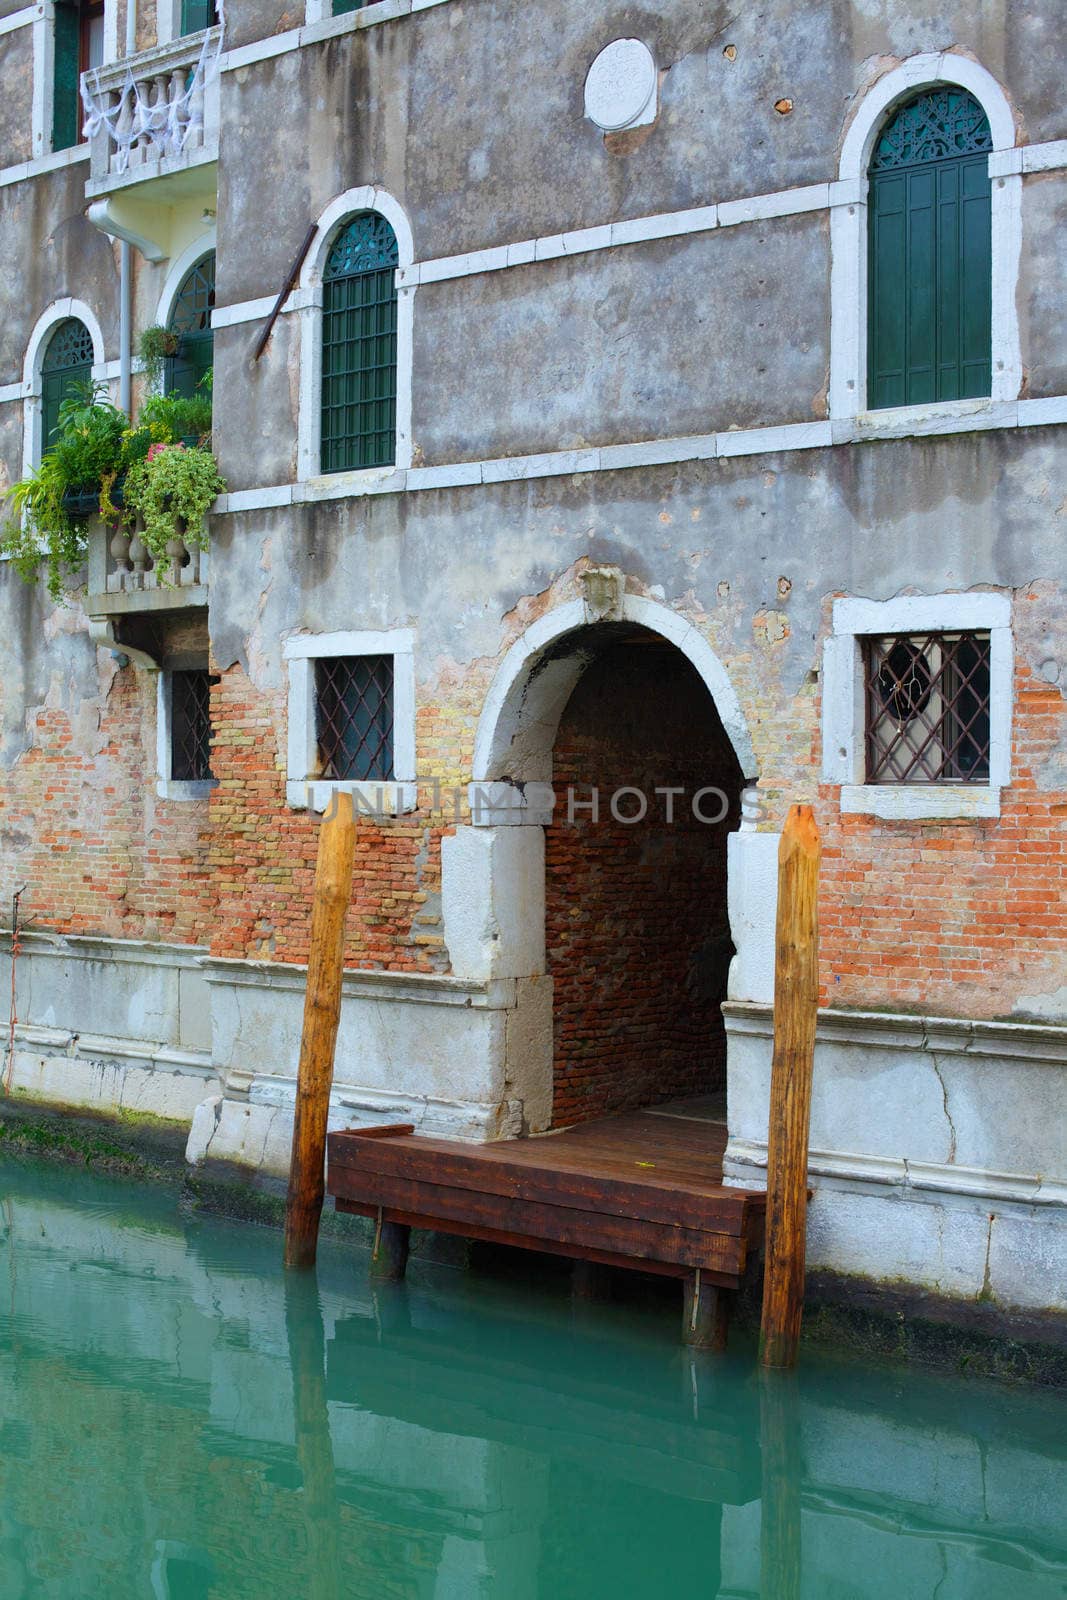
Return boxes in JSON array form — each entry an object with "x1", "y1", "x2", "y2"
[{"x1": 0, "y1": 1159, "x2": 1065, "y2": 1599}]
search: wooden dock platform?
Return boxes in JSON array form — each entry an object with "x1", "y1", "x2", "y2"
[{"x1": 326, "y1": 1108, "x2": 766, "y2": 1346}]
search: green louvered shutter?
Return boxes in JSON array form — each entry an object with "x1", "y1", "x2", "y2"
[
  {"x1": 867, "y1": 89, "x2": 992, "y2": 410},
  {"x1": 51, "y1": 2, "x2": 81, "y2": 153},
  {"x1": 331, "y1": 0, "x2": 364, "y2": 14},
  {"x1": 165, "y1": 251, "x2": 216, "y2": 418},
  {"x1": 320, "y1": 213, "x2": 399, "y2": 473},
  {"x1": 41, "y1": 319, "x2": 95, "y2": 452},
  {"x1": 180, "y1": 0, "x2": 217, "y2": 33}
]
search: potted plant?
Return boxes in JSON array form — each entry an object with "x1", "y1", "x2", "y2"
[
  {"x1": 123, "y1": 439, "x2": 224, "y2": 576},
  {"x1": 1, "y1": 383, "x2": 127, "y2": 597},
  {"x1": 138, "y1": 325, "x2": 180, "y2": 390},
  {"x1": 1, "y1": 375, "x2": 225, "y2": 600}
]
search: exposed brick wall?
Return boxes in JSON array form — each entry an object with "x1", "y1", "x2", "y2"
[
  {"x1": 206, "y1": 664, "x2": 449, "y2": 970},
  {"x1": 818, "y1": 637, "x2": 1067, "y2": 1018},
  {"x1": 0, "y1": 659, "x2": 214, "y2": 943},
  {"x1": 545, "y1": 637, "x2": 742, "y2": 1126}
]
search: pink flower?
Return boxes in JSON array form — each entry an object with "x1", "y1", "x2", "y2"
[{"x1": 146, "y1": 441, "x2": 185, "y2": 462}]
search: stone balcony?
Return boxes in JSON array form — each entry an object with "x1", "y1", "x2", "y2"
[
  {"x1": 86, "y1": 517, "x2": 209, "y2": 619},
  {"x1": 81, "y1": 29, "x2": 221, "y2": 262}
]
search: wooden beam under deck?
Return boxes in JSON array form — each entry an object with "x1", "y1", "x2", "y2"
[{"x1": 327, "y1": 1110, "x2": 766, "y2": 1339}]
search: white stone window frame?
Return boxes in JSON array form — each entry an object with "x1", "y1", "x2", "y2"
[
  {"x1": 22, "y1": 298, "x2": 109, "y2": 474},
  {"x1": 284, "y1": 628, "x2": 416, "y2": 815},
  {"x1": 32, "y1": 0, "x2": 119, "y2": 159},
  {"x1": 829, "y1": 53, "x2": 1021, "y2": 430},
  {"x1": 822, "y1": 592, "x2": 1012, "y2": 820},
  {"x1": 295, "y1": 186, "x2": 415, "y2": 490},
  {"x1": 156, "y1": 668, "x2": 216, "y2": 802}
]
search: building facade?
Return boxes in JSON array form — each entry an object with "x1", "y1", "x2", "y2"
[{"x1": 0, "y1": 0, "x2": 1065, "y2": 1314}]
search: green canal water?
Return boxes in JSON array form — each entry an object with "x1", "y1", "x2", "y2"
[{"x1": 0, "y1": 1159, "x2": 1065, "y2": 1599}]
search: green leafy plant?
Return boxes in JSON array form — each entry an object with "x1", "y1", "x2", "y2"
[
  {"x1": 0, "y1": 383, "x2": 127, "y2": 597},
  {"x1": 0, "y1": 376, "x2": 224, "y2": 599},
  {"x1": 123, "y1": 441, "x2": 225, "y2": 567},
  {"x1": 139, "y1": 386, "x2": 213, "y2": 448},
  {"x1": 137, "y1": 325, "x2": 180, "y2": 389}
]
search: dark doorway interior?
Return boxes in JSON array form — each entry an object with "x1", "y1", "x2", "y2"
[{"x1": 545, "y1": 628, "x2": 743, "y2": 1127}]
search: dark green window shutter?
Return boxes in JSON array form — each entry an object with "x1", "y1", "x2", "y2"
[
  {"x1": 41, "y1": 318, "x2": 95, "y2": 452},
  {"x1": 320, "y1": 213, "x2": 399, "y2": 474},
  {"x1": 52, "y1": 1, "x2": 81, "y2": 153},
  {"x1": 166, "y1": 250, "x2": 215, "y2": 417},
  {"x1": 331, "y1": 0, "x2": 364, "y2": 13},
  {"x1": 180, "y1": 0, "x2": 218, "y2": 33},
  {"x1": 867, "y1": 89, "x2": 992, "y2": 410}
]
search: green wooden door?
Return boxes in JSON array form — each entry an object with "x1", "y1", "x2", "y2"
[
  {"x1": 41, "y1": 319, "x2": 95, "y2": 451},
  {"x1": 867, "y1": 89, "x2": 992, "y2": 410},
  {"x1": 320, "y1": 213, "x2": 399, "y2": 473},
  {"x1": 180, "y1": 0, "x2": 218, "y2": 33},
  {"x1": 166, "y1": 251, "x2": 216, "y2": 411},
  {"x1": 52, "y1": 1, "x2": 81, "y2": 152}
]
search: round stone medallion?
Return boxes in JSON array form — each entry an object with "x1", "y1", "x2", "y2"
[{"x1": 584, "y1": 39, "x2": 657, "y2": 133}]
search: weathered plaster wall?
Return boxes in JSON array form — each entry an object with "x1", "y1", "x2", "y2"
[
  {"x1": 0, "y1": 168, "x2": 118, "y2": 383},
  {"x1": 412, "y1": 219, "x2": 829, "y2": 464},
  {"x1": 1022, "y1": 172, "x2": 1067, "y2": 398},
  {"x1": 0, "y1": 26, "x2": 33, "y2": 169}
]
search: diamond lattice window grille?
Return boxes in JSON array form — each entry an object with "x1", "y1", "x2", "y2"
[
  {"x1": 870, "y1": 89, "x2": 992, "y2": 172},
  {"x1": 315, "y1": 655, "x2": 395, "y2": 782},
  {"x1": 170, "y1": 669, "x2": 214, "y2": 782},
  {"x1": 863, "y1": 632, "x2": 992, "y2": 784}
]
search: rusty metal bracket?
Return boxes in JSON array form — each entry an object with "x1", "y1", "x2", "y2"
[{"x1": 252, "y1": 222, "x2": 319, "y2": 363}]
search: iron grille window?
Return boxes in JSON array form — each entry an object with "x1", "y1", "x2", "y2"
[
  {"x1": 863, "y1": 632, "x2": 991, "y2": 784},
  {"x1": 170, "y1": 670, "x2": 214, "y2": 783},
  {"x1": 315, "y1": 656, "x2": 394, "y2": 781},
  {"x1": 166, "y1": 251, "x2": 216, "y2": 410},
  {"x1": 867, "y1": 89, "x2": 992, "y2": 409},
  {"x1": 41, "y1": 318, "x2": 95, "y2": 450},
  {"x1": 320, "y1": 213, "x2": 399, "y2": 473}
]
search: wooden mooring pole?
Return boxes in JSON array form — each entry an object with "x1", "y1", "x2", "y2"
[
  {"x1": 759, "y1": 803, "x2": 820, "y2": 1369},
  {"x1": 284, "y1": 790, "x2": 357, "y2": 1270}
]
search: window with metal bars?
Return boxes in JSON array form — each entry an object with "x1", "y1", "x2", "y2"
[
  {"x1": 867, "y1": 89, "x2": 992, "y2": 409},
  {"x1": 320, "y1": 213, "x2": 399, "y2": 473},
  {"x1": 314, "y1": 656, "x2": 394, "y2": 782},
  {"x1": 863, "y1": 632, "x2": 991, "y2": 783},
  {"x1": 170, "y1": 670, "x2": 214, "y2": 783}
]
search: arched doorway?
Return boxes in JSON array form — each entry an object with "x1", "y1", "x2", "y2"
[
  {"x1": 545, "y1": 624, "x2": 743, "y2": 1126},
  {"x1": 461, "y1": 588, "x2": 757, "y2": 1138}
]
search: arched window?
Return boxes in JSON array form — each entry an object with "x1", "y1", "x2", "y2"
[
  {"x1": 166, "y1": 251, "x2": 216, "y2": 402},
  {"x1": 320, "y1": 213, "x2": 399, "y2": 473},
  {"x1": 41, "y1": 318, "x2": 95, "y2": 449},
  {"x1": 867, "y1": 88, "x2": 992, "y2": 410}
]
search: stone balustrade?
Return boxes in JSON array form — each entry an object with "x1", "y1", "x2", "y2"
[
  {"x1": 83, "y1": 28, "x2": 222, "y2": 187},
  {"x1": 104, "y1": 522, "x2": 209, "y2": 593}
]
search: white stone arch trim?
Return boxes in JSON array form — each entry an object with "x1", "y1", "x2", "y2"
[
  {"x1": 472, "y1": 593, "x2": 757, "y2": 788},
  {"x1": 296, "y1": 185, "x2": 415, "y2": 482},
  {"x1": 830, "y1": 52, "x2": 1022, "y2": 419},
  {"x1": 22, "y1": 297, "x2": 108, "y2": 471},
  {"x1": 154, "y1": 227, "x2": 218, "y2": 333}
]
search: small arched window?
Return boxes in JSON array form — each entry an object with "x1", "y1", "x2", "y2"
[
  {"x1": 166, "y1": 251, "x2": 216, "y2": 402},
  {"x1": 41, "y1": 318, "x2": 95, "y2": 449},
  {"x1": 320, "y1": 213, "x2": 399, "y2": 473},
  {"x1": 867, "y1": 88, "x2": 992, "y2": 410}
]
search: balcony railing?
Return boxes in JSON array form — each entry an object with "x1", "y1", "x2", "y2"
[
  {"x1": 82, "y1": 28, "x2": 222, "y2": 191},
  {"x1": 87, "y1": 518, "x2": 209, "y2": 615}
]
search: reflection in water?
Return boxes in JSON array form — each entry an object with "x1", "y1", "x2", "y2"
[{"x1": 0, "y1": 1158, "x2": 1065, "y2": 1598}]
